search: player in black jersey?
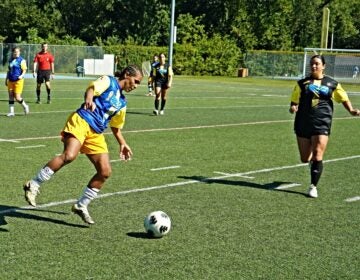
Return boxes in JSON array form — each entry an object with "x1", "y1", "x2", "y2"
[{"x1": 289, "y1": 54, "x2": 360, "y2": 198}]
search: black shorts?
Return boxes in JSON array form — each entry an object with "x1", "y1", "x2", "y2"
[
  {"x1": 37, "y1": 70, "x2": 51, "y2": 84},
  {"x1": 155, "y1": 80, "x2": 169, "y2": 89},
  {"x1": 294, "y1": 113, "x2": 332, "y2": 139}
]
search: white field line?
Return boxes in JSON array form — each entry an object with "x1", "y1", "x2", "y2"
[
  {"x1": 2, "y1": 154, "x2": 359, "y2": 215},
  {"x1": 274, "y1": 183, "x2": 302, "y2": 190},
  {"x1": 150, "y1": 166, "x2": 180, "y2": 171},
  {"x1": 2, "y1": 116, "x2": 358, "y2": 143},
  {"x1": 344, "y1": 196, "x2": 360, "y2": 202},
  {"x1": 0, "y1": 139, "x2": 20, "y2": 143},
  {"x1": 213, "y1": 171, "x2": 254, "y2": 179},
  {"x1": 15, "y1": 145, "x2": 46, "y2": 149}
]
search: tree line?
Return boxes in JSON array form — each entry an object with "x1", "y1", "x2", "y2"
[{"x1": 0, "y1": 0, "x2": 359, "y2": 51}]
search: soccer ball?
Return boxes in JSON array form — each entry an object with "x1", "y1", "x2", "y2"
[{"x1": 144, "y1": 211, "x2": 171, "y2": 238}]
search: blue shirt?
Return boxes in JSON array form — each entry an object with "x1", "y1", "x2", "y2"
[
  {"x1": 77, "y1": 76, "x2": 127, "y2": 133},
  {"x1": 8, "y1": 56, "x2": 26, "y2": 81}
]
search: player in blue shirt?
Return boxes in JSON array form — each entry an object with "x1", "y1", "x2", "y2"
[
  {"x1": 5, "y1": 47, "x2": 29, "y2": 116},
  {"x1": 23, "y1": 65, "x2": 143, "y2": 224}
]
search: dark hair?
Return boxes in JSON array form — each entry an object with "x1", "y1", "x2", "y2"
[
  {"x1": 12, "y1": 46, "x2": 20, "y2": 52},
  {"x1": 310, "y1": 54, "x2": 326, "y2": 65},
  {"x1": 114, "y1": 64, "x2": 143, "y2": 79}
]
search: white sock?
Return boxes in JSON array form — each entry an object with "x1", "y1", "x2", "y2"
[
  {"x1": 21, "y1": 100, "x2": 28, "y2": 108},
  {"x1": 33, "y1": 166, "x2": 55, "y2": 186},
  {"x1": 77, "y1": 187, "x2": 99, "y2": 207},
  {"x1": 9, "y1": 105, "x2": 14, "y2": 114}
]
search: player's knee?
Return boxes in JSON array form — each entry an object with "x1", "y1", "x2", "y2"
[
  {"x1": 300, "y1": 156, "x2": 310, "y2": 163},
  {"x1": 100, "y1": 166, "x2": 112, "y2": 179},
  {"x1": 62, "y1": 151, "x2": 77, "y2": 164}
]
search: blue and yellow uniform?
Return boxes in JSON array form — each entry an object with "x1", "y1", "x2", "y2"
[
  {"x1": 291, "y1": 76, "x2": 349, "y2": 138},
  {"x1": 7, "y1": 55, "x2": 27, "y2": 94},
  {"x1": 62, "y1": 76, "x2": 127, "y2": 154}
]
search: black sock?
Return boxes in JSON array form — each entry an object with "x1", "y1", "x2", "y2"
[
  {"x1": 310, "y1": 160, "x2": 323, "y2": 186},
  {"x1": 36, "y1": 89, "x2": 40, "y2": 100},
  {"x1": 154, "y1": 99, "x2": 159, "y2": 110},
  {"x1": 160, "y1": 99, "x2": 166, "y2": 110},
  {"x1": 47, "y1": 89, "x2": 51, "y2": 99}
]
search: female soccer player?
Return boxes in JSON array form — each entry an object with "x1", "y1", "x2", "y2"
[
  {"x1": 152, "y1": 53, "x2": 173, "y2": 115},
  {"x1": 289, "y1": 54, "x2": 360, "y2": 198},
  {"x1": 23, "y1": 65, "x2": 143, "y2": 224},
  {"x1": 5, "y1": 46, "x2": 29, "y2": 116}
]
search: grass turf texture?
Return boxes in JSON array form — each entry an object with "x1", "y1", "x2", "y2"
[{"x1": 0, "y1": 76, "x2": 359, "y2": 279}]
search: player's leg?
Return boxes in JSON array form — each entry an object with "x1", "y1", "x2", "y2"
[
  {"x1": 23, "y1": 135, "x2": 82, "y2": 206},
  {"x1": 153, "y1": 86, "x2": 161, "y2": 115},
  {"x1": 307, "y1": 135, "x2": 328, "y2": 197},
  {"x1": 296, "y1": 136, "x2": 312, "y2": 163},
  {"x1": 160, "y1": 88, "x2": 168, "y2": 115},
  {"x1": 7, "y1": 83, "x2": 15, "y2": 117},
  {"x1": 14, "y1": 80, "x2": 29, "y2": 115},
  {"x1": 72, "y1": 133, "x2": 109, "y2": 224}
]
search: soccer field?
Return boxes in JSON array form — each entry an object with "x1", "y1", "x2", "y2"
[{"x1": 1, "y1": 76, "x2": 359, "y2": 279}]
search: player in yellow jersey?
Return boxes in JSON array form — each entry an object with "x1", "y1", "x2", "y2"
[
  {"x1": 289, "y1": 54, "x2": 360, "y2": 198},
  {"x1": 23, "y1": 65, "x2": 143, "y2": 224},
  {"x1": 5, "y1": 47, "x2": 29, "y2": 116}
]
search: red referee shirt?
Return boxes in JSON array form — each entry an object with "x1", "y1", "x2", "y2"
[{"x1": 34, "y1": 51, "x2": 54, "y2": 71}]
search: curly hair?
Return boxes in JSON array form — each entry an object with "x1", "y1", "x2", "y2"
[{"x1": 115, "y1": 64, "x2": 143, "y2": 79}]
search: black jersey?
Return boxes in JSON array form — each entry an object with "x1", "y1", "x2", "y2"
[{"x1": 293, "y1": 76, "x2": 341, "y2": 138}]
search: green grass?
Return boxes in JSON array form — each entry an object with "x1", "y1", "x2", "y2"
[{"x1": 0, "y1": 76, "x2": 359, "y2": 279}]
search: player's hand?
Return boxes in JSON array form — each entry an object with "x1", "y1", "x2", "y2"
[
  {"x1": 119, "y1": 144, "x2": 133, "y2": 161},
  {"x1": 33, "y1": 72, "x2": 36, "y2": 78},
  {"x1": 289, "y1": 105, "x2": 298, "y2": 114},
  {"x1": 83, "y1": 100, "x2": 96, "y2": 111}
]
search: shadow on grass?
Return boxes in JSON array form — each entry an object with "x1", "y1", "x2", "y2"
[
  {"x1": 127, "y1": 232, "x2": 163, "y2": 239},
  {"x1": 178, "y1": 175, "x2": 308, "y2": 197},
  {"x1": 0, "y1": 205, "x2": 89, "y2": 232}
]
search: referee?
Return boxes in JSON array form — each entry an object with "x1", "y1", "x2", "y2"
[{"x1": 33, "y1": 42, "x2": 55, "y2": 104}]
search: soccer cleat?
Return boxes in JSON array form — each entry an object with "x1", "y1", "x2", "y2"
[
  {"x1": 159, "y1": 110, "x2": 164, "y2": 115},
  {"x1": 6, "y1": 112, "x2": 15, "y2": 117},
  {"x1": 36, "y1": 99, "x2": 41, "y2": 104},
  {"x1": 23, "y1": 180, "x2": 40, "y2": 206},
  {"x1": 71, "y1": 203, "x2": 95, "y2": 225},
  {"x1": 308, "y1": 184, "x2": 318, "y2": 198},
  {"x1": 24, "y1": 104, "x2": 30, "y2": 115},
  {"x1": 153, "y1": 109, "x2": 159, "y2": 116},
  {"x1": 47, "y1": 99, "x2": 51, "y2": 104}
]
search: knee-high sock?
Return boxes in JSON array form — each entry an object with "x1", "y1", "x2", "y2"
[
  {"x1": 310, "y1": 160, "x2": 323, "y2": 186},
  {"x1": 154, "y1": 99, "x2": 159, "y2": 110},
  {"x1": 160, "y1": 99, "x2": 166, "y2": 110},
  {"x1": 77, "y1": 187, "x2": 99, "y2": 207},
  {"x1": 33, "y1": 166, "x2": 55, "y2": 186}
]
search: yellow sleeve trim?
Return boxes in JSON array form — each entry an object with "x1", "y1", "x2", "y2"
[
  {"x1": 87, "y1": 76, "x2": 110, "y2": 96},
  {"x1": 333, "y1": 83, "x2": 349, "y2": 103},
  {"x1": 110, "y1": 108, "x2": 126, "y2": 129},
  {"x1": 290, "y1": 84, "x2": 301, "y2": 104}
]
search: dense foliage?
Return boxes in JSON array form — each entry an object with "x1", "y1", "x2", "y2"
[
  {"x1": 0, "y1": 0, "x2": 359, "y2": 50},
  {"x1": 0, "y1": 0, "x2": 358, "y2": 76}
]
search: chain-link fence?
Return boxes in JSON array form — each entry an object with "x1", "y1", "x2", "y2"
[{"x1": 1, "y1": 43, "x2": 104, "y2": 74}]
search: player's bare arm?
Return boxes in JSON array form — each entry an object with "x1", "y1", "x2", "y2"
[{"x1": 111, "y1": 127, "x2": 133, "y2": 161}]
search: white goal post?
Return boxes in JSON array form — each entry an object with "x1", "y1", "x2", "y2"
[{"x1": 303, "y1": 48, "x2": 360, "y2": 82}]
